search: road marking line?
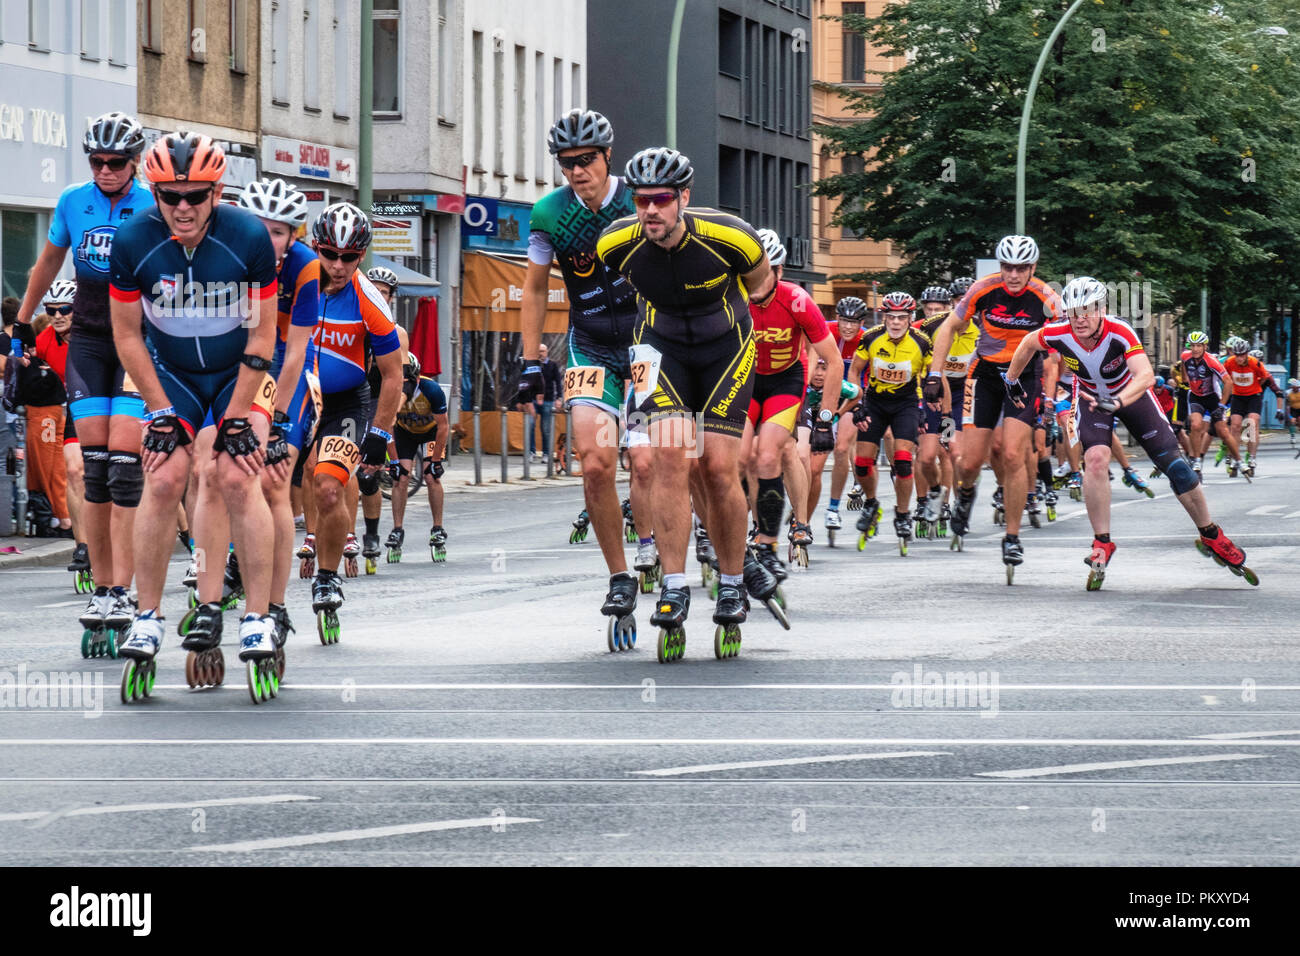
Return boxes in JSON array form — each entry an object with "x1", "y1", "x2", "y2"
[
  {"x1": 1193, "y1": 730, "x2": 1300, "y2": 740},
  {"x1": 975, "y1": 754, "x2": 1268, "y2": 779},
  {"x1": 97, "y1": 682, "x2": 1300, "y2": 692},
  {"x1": 37, "y1": 600, "x2": 87, "y2": 609},
  {"x1": 0, "y1": 793, "x2": 319, "y2": 822},
  {"x1": 190, "y1": 816, "x2": 541, "y2": 852},
  {"x1": 4, "y1": 737, "x2": 1300, "y2": 747},
  {"x1": 631, "y1": 751, "x2": 950, "y2": 777},
  {"x1": 1133, "y1": 603, "x2": 1243, "y2": 609}
]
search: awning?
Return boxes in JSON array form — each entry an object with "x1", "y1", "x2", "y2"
[{"x1": 371, "y1": 255, "x2": 439, "y2": 296}]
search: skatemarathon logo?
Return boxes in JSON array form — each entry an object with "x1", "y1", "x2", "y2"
[
  {"x1": 0, "y1": 664, "x2": 103, "y2": 718},
  {"x1": 49, "y1": 886, "x2": 151, "y2": 936}
]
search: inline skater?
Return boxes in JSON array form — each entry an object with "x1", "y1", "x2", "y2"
[
  {"x1": 517, "y1": 109, "x2": 650, "y2": 650},
  {"x1": 927, "y1": 235, "x2": 1063, "y2": 581},
  {"x1": 820, "y1": 296, "x2": 869, "y2": 538},
  {"x1": 1007, "y1": 277, "x2": 1256, "y2": 589},
  {"x1": 386, "y1": 352, "x2": 450, "y2": 563},
  {"x1": 846, "y1": 292, "x2": 933, "y2": 555},
  {"x1": 913, "y1": 283, "x2": 967, "y2": 536},
  {"x1": 108, "y1": 131, "x2": 281, "y2": 701},
  {"x1": 597, "y1": 146, "x2": 783, "y2": 661},
  {"x1": 306, "y1": 203, "x2": 403, "y2": 642},
  {"x1": 1180, "y1": 331, "x2": 1244, "y2": 477},
  {"x1": 1222, "y1": 339, "x2": 1283, "y2": 476},
  {"x1": 15, "y1": 113, "x2": 151, "y2": 646}
]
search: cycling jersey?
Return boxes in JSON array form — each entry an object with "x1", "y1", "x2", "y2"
[
  {"x1": 826, "y1": 318, "x2": 865, "y2": 381},
  {"x1": 108, "y1": 204, "x2": 278, "y2": 373},
  {"x1": 1179, "y1": 349, "x2": 1227, "y2": 399},
  {"x1": 1037, "y1": 316, "x2": 1143, "y2": 404},
  {"x1": 1221, "y1": 356, "x2": 1273, "y2": 396},
  {"x1": 750, "y1": 281, "x2": 831, "y2": 375},
  {"x1": 596, "y1": 208, "x2": 765, "y2": 345},
  {"x1": 314, "y1": 271, "x2": 400, "y2": 395},
  {"x1": 529, "y1": 176, "x2": 638, "y2": 345},
  {"x1": 854, "y1": 324, "x2": 933, "y2": 397},
  {"x1": 274, "y1": 239, "x2": 321, "y2": 375},
  {"x1": 48, "y1": 179, "x2": 154, "y2": 336},
  {"x1": 954, "y1": 273, "x2": 1063, "y2": 365},
  {"x1": 918, "y1": 311, "x2": 978, "y2": 378},
  {"x1": 395, "y1": 376, "x2": 448, "y2": 435},
  {"x1": 1287, "y1": 387, "x2": 1300, "y2": 413}
]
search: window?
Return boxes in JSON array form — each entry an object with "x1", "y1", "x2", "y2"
[
  {"x1": 779, "y1": 34, "x2": 791, "y2": 133},
  {"x1": 552, "y1": 58, "x2": 563, "y2": 184},
  {"x1": 82, "y1": 0, "x2": 101, "y2": 60},
  {"x1": 840, "y1": 154, "x2": 866, "y2": 239},
  {"x1": 761, "y1": 27, "x2": 776, "y2": 129},
  {"x1": 571, "y1": 63, "x2": 582, "y2": 110},
  {"x1": 29, "y1": 0, "x2": 51, "y2": 50},
  {"x1": 743, "y1": 150, "x2": 760, "y2": 225},
  {"x1": 334, "y1": 0, "x2": 350, "y2": 117},
  {"x1": 109, "y1": 0, "x2": 129, "y2": 64},
  {"x1": 271, "y1": 1, "x2": 288, "y2": 104},
  {"x1": 229, "y1": 0, "x2": 247, "y2": 72},
  {"x1": 188, "y1": 0, "x2": 206, "y2": 63},
  {"x1": 719, "y1": 11, "x2": 742, "y2": 76},
  {"x1": 534, "y1": 51, "x2": 546, "y2": 181},
  {"x1": 718, "y1": 146, "x2": 741, "y2": 212},
  {"x1": 373, "y1": 0, "x2": 401, "y2": 116},
  {"x1": 437, "y1": 0, "x2": 453, "y2": 122},
  {"x1": 472, "y1": 32, "x2": 484, "y2": 170},
  {"x1": 744, "y1": 19, "x2": 760, "y2": 123},
  {"x1": 493, "y1": 43, "x2": 505, "y2": 174},
  {"x1": 2, "y1": 211, "x2": 41, "y2": 300},
  {"x1": 842, "y1": 2, "x2": 866, "y2": 83},
  {"x1": 142, "y1": 0, "x2": 162, "y2": 52},
  {"x1": 303, "y1": 0, "x2": 320, "y2": 110},
  {"x1": 514, "y1": 46, "x2": 526, "y2": 179}
]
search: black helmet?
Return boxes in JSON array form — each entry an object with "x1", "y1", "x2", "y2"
[
  {"x1": 83, "y1": 111, "x2": 145, "y2": 157},
  {"x1": 312, "y1": 202, "x2": 372, "y2": 252},
  {"x1": 624, "y1": 147, "x2": 694, "y2": 189},
  {"x1": 547, "y1": 109, "x2": 613, "y2": 154},
  {"x1": 949, "y1": 276, "x2": 975, "y2": 300},
  {"x1": 835, "y1": 296, "x2": 868, "y2": 321}
]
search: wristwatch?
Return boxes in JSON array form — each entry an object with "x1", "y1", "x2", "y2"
[{"x1": 818, "y1": 409, "x2": 833, "y2": 423}]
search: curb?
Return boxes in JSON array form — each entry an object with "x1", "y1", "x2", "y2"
[{"x1": 0, "y1": 539, "x2": 76, "y2": 572}]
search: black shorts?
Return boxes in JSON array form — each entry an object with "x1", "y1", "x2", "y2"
[
  {"x1": 1188, "y1": 394, "x2": 1226, "y2": 424},
  {"x1": 1173, "y1": 390, "x2": 1189, "y2": 429},
  {"x1": 1228, "y1": 392, "x2": 1262, "y2": 418},
  {"x1": 1077, "y1": 391, "x2": 1185, "y2": 475},
  {"x1": 63, "y1": 412, "x2": 77, "y2": 444},
  {"x1": 968, "y1": 360, "x2": 1041, "y2": 430},
  {"x1": 633, "y1": 324, "x2": 754, "y2": 439},
  {"x1": 64, "y1": 333, "x2": 145, "y2": 421},
  {"x1": 858, "y1": 389, "x2": 921, "y2": 446},
  {"x1": 747, "y1": 360, "x2": 805, "y2": 433},
  {"x1": 394, "y1": 425, "x2": 436, "y2": 462}
]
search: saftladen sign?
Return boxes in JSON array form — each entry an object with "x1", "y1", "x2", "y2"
[
  {"x1": 370, "y1": 201, "x2": 423, "y2": 256},
  {"x1": 261, "y1": 135, "x2": 357, "y2": 186}
]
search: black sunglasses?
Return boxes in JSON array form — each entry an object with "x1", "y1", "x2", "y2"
[
  {"x1": 155, "y1": 185, "x2": 214, "y2": 207},
  {"x1": 557, "y1": 151, "x2": 603, "y2": 170},
  {"x1": 45, "y1": 305, "x2": 74, "y2": 317},
  {"x1": 89, "y1": 156, "x2": 131, "y2": 172},
  {"x1": 318, "y1": 247, "x2": 362, "y2": 263}
]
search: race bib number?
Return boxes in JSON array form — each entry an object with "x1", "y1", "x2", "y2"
[
  {"x1": 425, "y1": 441, "x2": 440, "y2": 460},
  {"x1": 629, "y1": 344, "x2": 663, "y2": 406},
  {"x1": 564, "y1": 365, "x2": 605, "y2": 401},
  {"x1": 872, "y1": 358, "x2": 909, "y2": 385},
  {"x1": 304, "y1": 371, "x2": 323, "y2": 421},
  {"x1": 944, "y1": 352, "x2": 974, "y2": 376},
  {"x1": 252, "y1": 373, "x2": 277, "y2": 417},
  {"x1": 319, "y1": 436, "x2": 361, "y2": 476},
  {"x1": 121, "y1": 371, "x2": 139, "y2": 395},
  {"x1": 1231, "y1": 371, "x2": 1254, "y2": 389}
]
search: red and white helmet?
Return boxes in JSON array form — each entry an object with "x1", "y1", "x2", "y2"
[
  {"x1": 881, "y1": 291, "x2": 916, "y2": 314},
  {"x1": 312, "y1": 202, "x2": 372, "y2": 251}
]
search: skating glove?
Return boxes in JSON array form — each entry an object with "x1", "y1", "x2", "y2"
[
  {"x1": 1001, "y1": 371, "x2": 1027, "y2": 407},
  {"x1": 810, "y1": 419, "x2": 835, "y2": 453},
  {"x1": 143, "y1": 414, "x2": 191, "y2": 455},
  {"x1": 513, "y1": 362, "x2": 544, "y2": 408},
  {"x1": 216, "y1": 417, "x2": 261, "y2": 459},
  {"x1": 851, "y1": 401, "x2": 872, "y2": 429},
  {"x1": 360, "y1": 429, "x2": 389, "y2": 467},
  {"x1": 922, "y1": 374, "x2": 944, "y2": 404},
  {"x1": 264, "y1": 411, "x2": 291, "y2": 466},
  {"x1": 425, "y1": 460, "x2": 445, "y2": 480},
  {"x1": 1094, "y1": 395, "x2": 1122, "y2": 415},
  {"x1": 387, "y1": 461, "x2": 409, "y2": 480}
]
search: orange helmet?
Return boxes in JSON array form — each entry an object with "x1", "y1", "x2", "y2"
[{"x1": 144, "y1": 130, "x2": 227, "y2": 184}]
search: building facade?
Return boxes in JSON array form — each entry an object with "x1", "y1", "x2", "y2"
[
  {"x1": 587, "y1": 0, "x2": 819, "y2": 288},
  {"x1": 0, "y1": 1, "x2": 139, "y2": 298}
]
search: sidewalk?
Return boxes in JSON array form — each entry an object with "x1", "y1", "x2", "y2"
[{"x1": 0, "y1": 535, "x2": 75, "y2": 571}]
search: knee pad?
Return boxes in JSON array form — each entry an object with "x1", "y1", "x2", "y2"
[
  {"x1": 107, "y1": 452, "x2": 144, "y2": 507},
  {"x1": 1165, "y1": 457, "x2": 1200, "y2": 495},
  {"x1": 755, "y1": 476, "x2": 785, "y2": 537},
  {"x1": 356, "y1": 470, "x2": 379, "y2": 497},
  {"x1": 82, "y1": 446, "x2": 111, "y2": 504},
  {"x1": 853, "y1": 456, "x2": 875, "y2": 479},
  {"x1": 893, "y1": 450, "x2": 913, "y2": 479}
]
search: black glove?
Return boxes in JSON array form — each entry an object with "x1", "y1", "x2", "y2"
[
  {"x1": 425, "y1": 459, "x2": 445, "y2": 480},
  {"x1": 810, "y1": 419, "x2": 835, "y2": 453},
  {"x1": 513, "y1": 363, "x2": 544, "y2": 408},
  {"x1": 143, "y1": 415, "x2": 191, "y2": 456},
  {"x1": 852, "y1": 401, "x2": 871, "y2": 427},
  {"x1": 922, "y1": 375, "x2": 944, "y2": 404},
  {"x1": 360, "y1": 430, "x2": 388, "y2": 467},
  {"x1": 264, "y1": 411, "x2": 291, "y2": 466},
  {"x1": 1094, "y1": 395, "x2": 1121, "y2": 415},
  {"x1": 387, "y1": 461, "x2": 409, "y2": 481},
  {"x1": 1001, "y1": 371, "x2": 1027, "y2": 407},
  {"x1": 216, "y1": 417, "x2": 261, "y2": 459}
]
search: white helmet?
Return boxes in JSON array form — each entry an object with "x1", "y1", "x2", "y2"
[
  {"x1": 366, "y1": 267, "x2": 399, "y2": 290},
  {"x1": 1060, "y1": 276, "x2": 1107, "y2": 313},
  {"x1": 995, "y1": 234, "x2": 1040, "y2": 265},
  {"x1": 44, "y1": 279, "x2": 78, "y2": 305},
  {"x1": 756, "y1": 228, "x2": 786, "y2": 267},
  {"x1": 239, "y1": 178, "x2": 309, "y2": 227},
  {"x1": 312, "y1": 202, "x2": 372, "y2": 251},
  {"x1": 1288, "y1": 378, "x2": 1299, "y2": 388},
  {"x1": 1249, "y1": 348, "x2": 1263, "y2": 360}
]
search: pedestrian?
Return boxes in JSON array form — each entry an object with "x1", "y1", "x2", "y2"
[
  {"x1": 12, "y1": 299, "x2": 72, "y2": 536},
  {"x1": 529, "y1": 343, "x2": 561, "y2": 461}
]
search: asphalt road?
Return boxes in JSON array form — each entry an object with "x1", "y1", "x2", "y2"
[{"x1": 1, "y1": 436, "x2": 1297, "y2": 865}]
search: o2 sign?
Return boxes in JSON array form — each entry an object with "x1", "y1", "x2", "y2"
[{"x1": 461, "y1": 198, "x2": 499, "y2": 237}]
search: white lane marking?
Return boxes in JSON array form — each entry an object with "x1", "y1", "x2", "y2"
[
  {"x1": 1133, "y1": 603, "x2": 1243, "y2": 609},
  {"x1": 87, "y1": 682, "x2": 1300, "y2": 692},
  {"x1": 5, "y1": 737, "x2": 1300, "y2": 747},
  {"x1": 37, "y1": 600, "x2": 88, "y2": 609},
  {"x1": 0, "y1": 793, "x2": 319, "y2": 822},
  {"x1": 631, "y1": 751, "x2": 950, "y2": 777},
  {"x1": 976, "y1": 754, "x2": 1268, "y2": 779},
  {"x1": 190, "y1": 816, "x2": 541, "y2": 852},
  {"x1": 1194, "y1": 730, "x2": 1300, "y2": 740}
]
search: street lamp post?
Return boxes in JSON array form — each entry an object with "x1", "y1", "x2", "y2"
[
  {"x1": 666, "y1": 0, "x2": 688, "y2": 147},
  {"x1": 1015, "y1": 0, "x2": 1086, "y2": 234}
]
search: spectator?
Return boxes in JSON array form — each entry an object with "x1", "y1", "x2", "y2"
[
  {"x1": 1, "y1": 296, "x2": 18, "y2": 380},
  {"x1": 527, "y1": 343, "x2": 562, "y2": 461},
  {"x1": 14, "y1": 309, "x2": 71, "y2": 535}
]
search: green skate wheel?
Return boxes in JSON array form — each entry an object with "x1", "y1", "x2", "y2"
[
  {"x1": 656, "y1": 626, "x2": 684, "y2": 663},
  {"x1": 1241, "y1": 566, "x2": 1260, "y2": 586},
  {"x1": 143, "y1": 663, "x2": 156, "y2": 697},
  {"x1": 639, "y1": 571, "x2": 654, "y2": 594},
  {"x1": 178, "y1": 608, "x2": 197, "y2": 637},
  {"x1": 857, "y1": 533, "x2": 867, "y2": 552},
  {"x1": 365, "y1": 557, "x2": 377, "y2": 575},
  {"x1": 267, "y1": 660, "x2": 280, "y2": 697},
  {"x1": 387, "y1": 549, "x2": 400, "y2": 563},
  {"x1": 106, "y1": 629, "x2": 118, "y2": 659},
  {"x1": 187, "y1": 589, "x2": 198, "y2": 608},
  {"x1": 81, "y1": 630, "x2": 92, "y2": 658},
  {"x1": 899, "y1": 539, "x2": 908, "y2": 557},
  {"x1": 626, "y1": 525, "x2": 637, "y2": 543},
  {"x1": 713, "y1": 623, "x2": 741, "y2": 660},
  {"x1": 1046, "y1": 506, "x2": 1056, "y2": 521},
  {"x1": 709, "y1": 577, "x2": 719, "y2": 600},
  {"x1": 120, "y1": 661, "x2": 137, "y2": 704}
]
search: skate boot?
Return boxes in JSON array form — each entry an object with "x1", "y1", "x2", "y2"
[
  {"x1": 119, "y1": 610, "x2": 164, "y2": 704},
  {"x1": 180, "y1": 554, "x2": 198, "y2": 591},
  {"x1": 712, "y1": 583, "x2": 747, "y2": 659},
  {"x1": 430, "y1": 525, "x2": 448, "y2": 562},
  {"x1": 634, "y1": 539, "x2": 661, "y2": 593},
  {"x1": 68, "y1": 542, "x2": 93, "y2": 594},
  {"x1": 222, "y1": 550, "x2": 244, "y2": 609},
  {"x1": 937, "y1": 502, "x2": 952, "y2": 538},
  {"x1": 1025, "y1": 490, "x2": 1042, "y2": 529},
  {"x1": 602, "y1": 572, "x2": 639, "y2": 652},
  {"x1": 923, "y1": 489, "x2": 942, "y2": 536},
  {"x1": 312, "y1": 571, "x2": 344, "y2": 644},
  {"x1": 1243, "y1": 454, "x2": 1256, "y2": 478},
  {"x1": 265, "y1": 603, "x2": 291, "y2": 689},
  {"x1": 343, "y1": 533, "x2": 361, "y2": 577},
  {"x1": 651, "y1": 585, "x2": 691, "y2": 663},
  {"x1": 823, "y1": 508, "x2": 842, "y2": 547},
  {"x1": 893, "y1": 509, "x2": 913, "y2": 557},
  {"x1": 855, "y1": 497, "x2": 882, "y2": 550},
  {"x1": 1001, "y1": 534, "x2": 1024, "y2": 585},
  {"x1": 949, "y1": 486, "x2": 977, "y2": 550},
  {"x1": 787, "y1": 520, "x2": 812, "y2": 569},
  {"x1": 1085, "y1": 538, "x2": 1117, "y2": 591},
  {"x1": 744, "y1": 546, "x2": 790, "y2": 629},
  {"x1": 1067, "y1": 472, "x2": 1083, "y2": 501},
  {"x1": 297, "y1": 532, "x2": 316, "y2": 578},
  {"x1": 912, "y1": 496, "x2": 930, "y2": 539},
  {"x1": 1195, "y1": 526, "x2": 1259, "y2": 586},
  {"x1": 239, "y1": 614, "x2": 282, "y2": 703},
  {"x1": 622, "y1": 497, "x2": 637, "y2": 543},
  {"x1": 569, "y1": 509, "x2": 590, "y2": 544},
  {"x1": 362, "y1": 532, "x2": 382, "y2": 575},
  {"x1": 846, "y1": 484, "x2": 864, "y2": 511},
  {"x1": 386, "y1": 527, "x2": 404, "y2": 563},
  {"x1": 1122, "y1": 467, "x2": 1154, "y2": 498},
  {"x1": 695, "y1": 526, "x2": 717, "y2": 588},
  {"x1": 753, "y1": 541, "x2": 789, "y2": 584},
  {"x1": 992, "y1": 486, "x2": 1006, "y2": 526},
  {"x1": 180, "y1": 602, "x2": 225, "y2": 689},
  {"x1": 78, "y1": 587, "x2": 118, "y2": 658},
  {"x1": 1044, "y1": 488, "x2": 1059, "y2": 521}
]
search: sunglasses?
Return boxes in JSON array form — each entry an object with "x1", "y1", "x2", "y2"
[
  {"x1": 318, "y1": 247, "x2": 362, "y2": 263},
  {"x1": 632, "y1": 191, "x2": 679, "y2": 210},
  {"x1": 557, "y1": 151, "x2": 603, "y2": 170},
  {"x1": 155, "y1": 185, "x2": 214, "y2": 207},
  {"x1": 45, "y1": 305, "x2": 74, "y2": 317},
  {"x1": 89, "y1": 156, "x2": 131, "y2": 172}
]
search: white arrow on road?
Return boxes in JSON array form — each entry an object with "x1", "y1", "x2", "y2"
[
  {"x1": 975, "y1": 754, "x2": 1267, "y2": 779},
  {"x1": 0, "y1": 793, "x2": 319, "y2": 823},
  {"x1": 630, "y1": 751, "x2": 950, "y2": 777},
  {"x1": 190, "y1": 816, "x2": 541, "y2": 852}
]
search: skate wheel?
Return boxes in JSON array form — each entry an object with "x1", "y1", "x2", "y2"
[
  {"x1": 80, "y1": 630, "x2": 92, "y2": 658},
  {"x1": 826, "y1": 530, "x2": 835, "y2": 548},
  {"x1": 247, "y1": 660, "x2": 265, "y2": 704},
  {"x1": 1241, "y1": 566, "x2": 1260, "y2": 586},
  {"x1": 178, "y1": 608, "x2": 196, "y2": 637},
  {"x1": 215, "y1": 653, "x2": 226, "y2": 685},
  {"x1": 713, "y1": 624, "x2": 741, "y2": 660},
  {"x1": 796, "y1": 546, "x2": 809, "y2": 569},
  {"x1": 766, "y1": 596, "x2": 791, "y2": 631},
  {"x1": 106, "y1": 628, "x2": 118, "y2": 659},
  {"x1": 639, "y1": 571, "x2": 654, "y2": 594},
  {"x1": 1047, "y1": 507, "x2": 1056, "y2": 522},
  {"x1": 626, "y1": 526, "x2": 637, "y2": 544},
  {"x1": 185, "y1": 652, "x2": 198, "y2": 688},
  {"x1": 656, "y1": 626, "x2": 684, "y2": 663},
  {"x1": 120, "y1": 660, "x2": 137, "y2": 704},
  {"x1": 344, "y1": 558, "x2": 358, "y2": 578},
  {"x1": 709, "y1": 578, "x2": 719, "y2": 600},
  {"x1": 951, "y1": 536, "x2": 963, "y2": 552},
  {"x1": 365, "y1": 557, "x2": 377, "y2": 575},
  {"x1": 188, "y1": 589, "x2": 198, "y2": 609},
  {"x1": 623, "y1": 616, "x2": 637, "y2": 649},
  {"x1": 606, "y1": 615, "x2": 619, "y2": 653},
  {"x1": 857, "y1": 533, "x2": 867, "y2": 552},
  {"x1": 1143, "y1": 488, "x2": 1154, "y2": 498},
  {"x1": 275, "y1": 646, "x2": 286, "y2": 681},
  {"x1": 899, "y1": 539, "x2": 909, "y2": 557},
  {"x1": 1006, "y1": 564, "x2": 1015, "y2": 586},
  {"x1": 387, "y1": 550, "x2": 399, "y2": 563}
]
